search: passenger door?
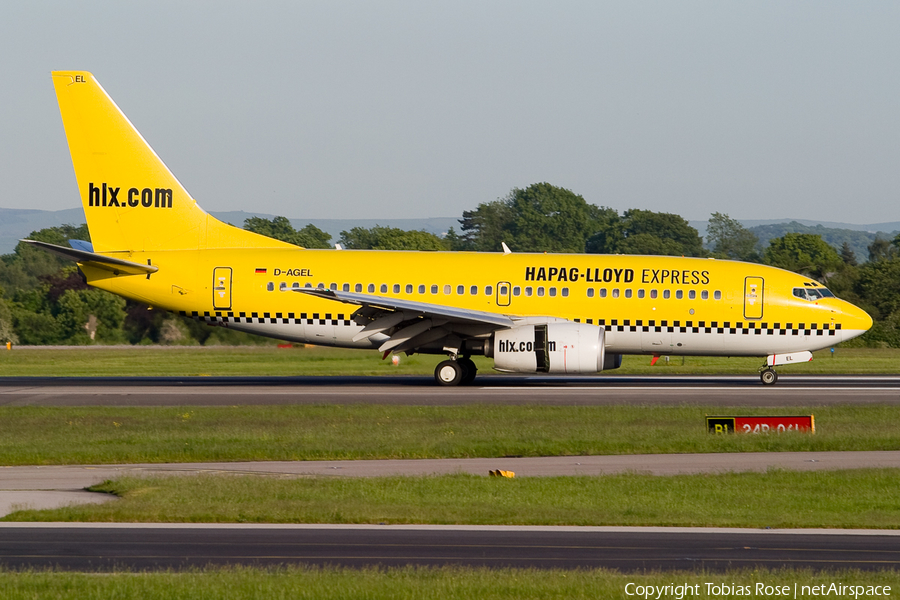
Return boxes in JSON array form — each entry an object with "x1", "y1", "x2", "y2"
[
  {"x1": 743, "y1": 276, "x2": 764, "y2": 320},
  {"x1": 213, "y1": 267, "x2": 232, "y2": 311}
]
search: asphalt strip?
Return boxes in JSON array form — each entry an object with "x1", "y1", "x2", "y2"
[{"x1": 2, "y1": 450, "x2": 900, "y2": 518}]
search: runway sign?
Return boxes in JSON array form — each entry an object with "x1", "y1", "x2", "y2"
[{"x1": 707, "y1": 415, "x2": 815, "y2": 434}]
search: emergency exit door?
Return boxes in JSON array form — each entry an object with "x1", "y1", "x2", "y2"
[
  {"x1": 743, "y1": 276, "x2": 764, "y2": 320},
  {"x1": 213, "y1": 267, "x2": 232, "y2": 310},
  {"x1": 496, "y1": 281, "x2": 511, "y2": 307}
]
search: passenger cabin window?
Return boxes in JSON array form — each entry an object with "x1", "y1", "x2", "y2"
[
  {"x1": 292, "y1": 282, "x2": 300, "y2": 290},
  {"x1": 612, "y1": 288, "x2": 620, "y2": 298},
  {"x1": 561, "y1": 288, "x2": 569, "y2": 297},
  {"x1": 343, "y1": 283, "x2": 350, "y2": 292},
  {"x1": 393, "y1": 284, "x2": 400, "y2": 294},
  {"x1": 513, "y1": 286, "x2": 521, "y2": 296},
  {"x1": 701, "y1": 290, "x2": 708, "y2": 300},
  {"x1": 470, "y1": 285, "x2": 478, "y2": 295},
  {"x1": 637, "y1": 289, "x2": 645, "y2": 299},
  {"x1": 457, "y1": 285, "x2": 465, "y2": 295},
  {"x1": 624, "y1": 289, "x2": 632, "y2": 299},
  {"x1": 368, "y1": 283, "x2": 375, "y2": 293},
  {"x1": 675, "y1": 290, "x2": 683, "y2": 299},
  {"x1": 525, "y1": 286, "x2": 533, "y2": 297},
  {"x1": 663, "y1": 290, "x2": 670, "y2": 299},
  {"x1": 485, "y1": 285, "x2": 493, "y2": 295},
  {"x1": 406, "y1": 284, "x2": 413, "y2": 294},
  {"x1": 355, "y1": 283, "x2": 362, "y2": 292},
  {"x1": 330, "y1": 283, "x2": 337, "y2": 290},
  {"x1": 267, "y1": 282, "x2": 274, "y2": 291},
  {"x1": 688, "y1": 290, "x2": 696, "y2": 299},
  {"x1": 279, "y1": 282, "x2": 286, "y2": 291},
  {"x1": 650, "y1": 289, "x2": 658, "y2": 299},
  {"x1": 380, "y1": 284, "x2": 388, "y2": 293},
  {"x1": 714, "y1": 290, "x2": 722, "y2": 300},
  {"x1": 418, "y1": 284, "x2": 425, "y2": 294},
  {"x1": 537, "y1": 287, "x2": 544, "y2": 297},
  {"x1": 587, "y1": 288, "x2": 595, "y2": 298},
  {"x1": 599, "y1": 288, "x2": 607, "y2": 298},
  {"x1": 431, "y1": 285, "x2": 438, "y2": 294},
  {"x1": 444, "y1": 284, "x2": 451, "y2": 294},
  {"x1": 549, "y1": 287, "x2": 556, "y2": 297}
]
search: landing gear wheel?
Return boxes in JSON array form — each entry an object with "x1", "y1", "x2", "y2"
[
  {"x1": 435, "y1": 360, "x2": 463, "y2": 386},
  {"x1": 458, "y1": 357, "x2": 477, "y2": 385},
  {"x1": 760, "y1": 368, "x2": 778, "y2": 386}
]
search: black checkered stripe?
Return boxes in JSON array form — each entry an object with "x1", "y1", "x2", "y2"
[
  {"x1": 572, "y1": 318, "x2": 841, "y2": 336},
  {"x1": 180, "y1": 311, "x2": 352, "y2": 326}
]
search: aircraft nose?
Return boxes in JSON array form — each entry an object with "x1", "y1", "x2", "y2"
[{"x1": 840, "y1": 300, "x2": 873, "y2": 335}]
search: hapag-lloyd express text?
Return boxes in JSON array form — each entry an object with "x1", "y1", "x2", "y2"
[{"x1": 524, "y1": 266, "x2": 710, "y2": 285}]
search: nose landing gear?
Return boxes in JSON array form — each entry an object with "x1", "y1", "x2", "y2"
[{"x1": 759, "y1": 367, "x2": 778, "y2": 386}]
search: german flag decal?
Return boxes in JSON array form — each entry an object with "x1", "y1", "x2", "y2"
[{"x1": 255, "y1": 268, "x2": 266, "y2": 274}]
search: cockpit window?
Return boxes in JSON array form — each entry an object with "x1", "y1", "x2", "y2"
[{"x1": 793, "y1": 287, "x2": 835, "y2": 301}]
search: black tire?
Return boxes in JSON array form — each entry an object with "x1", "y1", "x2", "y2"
[
  {"x1": 760, "y1": 368, "x2": 778, "y2": 385},
  {"x1": 435, "y1": 360, "x2": 463, "y2": 386},
  {"x1": 458, "y1": 357, "x2": 477, "y2": 385}
]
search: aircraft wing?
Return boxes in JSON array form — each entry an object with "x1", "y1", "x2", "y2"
[
  {"x1": 294, "y1": 287, "x2": 515, "y2": 354},
  {"x1": 21, "y1": 239, "x2": 158, "y2": 276}
]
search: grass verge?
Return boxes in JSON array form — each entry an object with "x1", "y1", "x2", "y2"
[
  {"x1": 2, "y1": 404, "x2": 900, "y2": 465},
  {"x1": 8, "y1": 470, "x2": 900, "y2": 528},
  {"x1": 0, "y1": 346, "x2": 898, "y2": 377},
  {"x1": 1, "y1": 566, "x2": 897, "y2": 600}
]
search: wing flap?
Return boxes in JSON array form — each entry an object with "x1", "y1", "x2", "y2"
[{"x1": 295, "y1": 288, "x2": 515, "y2": 329}]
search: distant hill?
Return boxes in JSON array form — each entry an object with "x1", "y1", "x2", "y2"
[
  {"x1": 689, "y1": 219, "x2": 899, "y2": 261},
  {"x1": 2, "y1": 207, "x2": 897, "y2": 259},
  {"x1": 746, "y1": 221, "x2": 898, "y2": 263},
  {"x1": 0, "y1": 207, "x2": 460, "y2": 254}
]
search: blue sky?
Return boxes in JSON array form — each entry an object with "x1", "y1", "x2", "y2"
[{"x1": 2, "y1": 1, "x2": 899, "y2": 223}]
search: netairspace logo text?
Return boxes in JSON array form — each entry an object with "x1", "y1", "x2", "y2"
[{"x1": 624, "y1": 582, "x2": 891, "y2": 599}]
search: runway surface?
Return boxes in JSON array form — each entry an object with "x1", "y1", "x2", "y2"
[
  {"x1": 1, "y1": 374, "x2": 899, "y2": 406},
  {"x1": 2, "y1": 374, "x2": 897, "y2": 573},
  {"x1": 1, "y1": 523, "x2": 898, "y2": 571}
]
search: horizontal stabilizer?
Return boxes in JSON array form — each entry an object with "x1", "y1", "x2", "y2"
[{"x1": 21, "y1": 239, "x2": 158, "y2": 276}]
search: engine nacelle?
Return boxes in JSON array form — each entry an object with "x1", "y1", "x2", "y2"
[{"x1": 489, "y1": 323, "x2": 616, "y2": 374}]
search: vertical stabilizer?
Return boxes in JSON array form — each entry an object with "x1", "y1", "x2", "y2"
[{"x1": 51, "y1": 71, "x2": 294, "y2": 252}]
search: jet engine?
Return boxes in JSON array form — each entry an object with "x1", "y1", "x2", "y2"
[{"x1": 487, "y1": 323, "x2": 620, "y2": 374}]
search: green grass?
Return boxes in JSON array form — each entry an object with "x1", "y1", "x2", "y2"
[
  {"x1": 1, "y1": 404, "x2": 899, "y2": 465},
  {"x1": 2, "y1": 566, "x2": 896, "y2": 600},
  {"x1": 0, "y1": 345, "x2": 898, "y2": 377},
  {"x1": 8, "y1": 470, "x2": 900, "y2": 528}
]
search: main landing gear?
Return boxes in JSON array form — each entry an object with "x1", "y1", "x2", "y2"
[{"x1": 434, "y1": 357, "x2": 477, "y2": 386}]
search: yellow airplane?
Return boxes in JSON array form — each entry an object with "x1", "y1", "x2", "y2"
[{"x1": 32, "y1": 71, "x2": 873, "y2": 386}]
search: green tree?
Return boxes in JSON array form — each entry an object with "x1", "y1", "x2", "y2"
[
  {"x1": 612, "y1": 210, "x2": 705, "y2": 257},
  {"x1": 339, "y1": 226, "x2": 447, "y2": 250},
  {"x1": 867, "y1": 237, "x2": 898, "y2": 263},
  {"x1": 764, "y1": 233, "x2": 843, "y2": 282},
  {"x1": 459, "y1": 183, "x2": 612, "y2": 253},
  {"x1": 0, "y1": 291, "x2": 17, "y2": 344},
  {"x1": 243, "y1": 216, "x2": 331, "y2": 248},
  {"x1": 855, "y1": 258, "x2": 900, "y2": 321},
  {"x1": 840, "y1": 241, "x2": 858, "y2": 266},
  {"x1": 0, "y1": 224, "x2": 91, "y2": 293},
  {"x1": 706, "y1": 212, "x2": 759, "y2": 261}
]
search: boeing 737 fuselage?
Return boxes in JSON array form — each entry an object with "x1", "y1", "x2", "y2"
[{"x1": 35, "y1": 71, "x2": 873, "y2": 385}]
